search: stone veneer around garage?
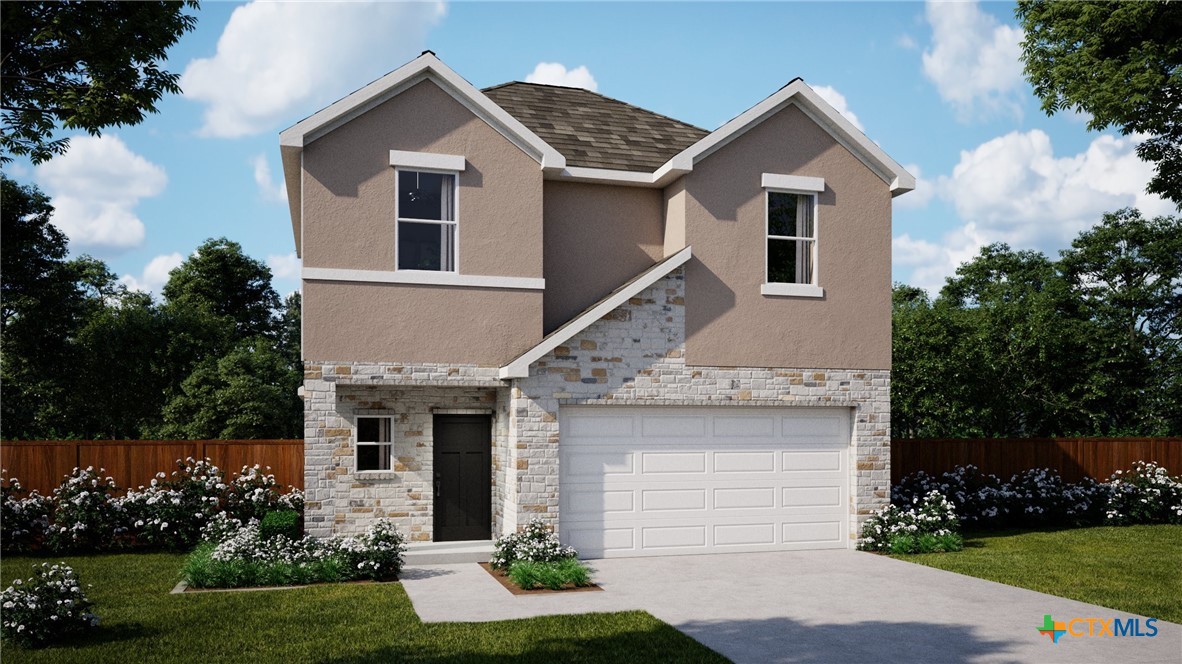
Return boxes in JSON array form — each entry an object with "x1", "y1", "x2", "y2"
[
  {"x1": 303, "y1": 266, "x2": 890, "y2": 543},
  {"x1": 508, "y1": 266, "x2": 891, "y2": 540}
]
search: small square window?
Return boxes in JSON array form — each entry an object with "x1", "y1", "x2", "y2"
[
  {"x1": 356, "y1": 416, "x2": 393, "y2": 472},
  {"x1": 397, "y1": 169, "x2": 456, "y2": 272},
  {"x1": 767, "y1": 191, "x2": 816, "y2": 285}
]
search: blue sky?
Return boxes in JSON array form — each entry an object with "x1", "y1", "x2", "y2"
[{"x1": 5, "y1": 1, "x2": 1173, "y2": 298}]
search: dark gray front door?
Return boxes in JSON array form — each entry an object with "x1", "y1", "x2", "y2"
[{"x1": 433, "y1": 414, "x2": 491, "y2": 541}]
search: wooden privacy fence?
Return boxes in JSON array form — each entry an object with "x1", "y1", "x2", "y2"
[
  {"x1": 0, "y1": 440, "x2": 303, "y2": 495},
  {"x1": 891, "y1": 437, "x2": 1182, "y2": 484}
]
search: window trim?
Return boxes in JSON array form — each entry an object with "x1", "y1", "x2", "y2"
[
  {"x1": 394, "y1": 166, "x2": 460, "y2": 273},
  {"x1": 355, "y1": 415, "x2": 394, "y2": 473},
  {"x1": 763, "y1": 177, "x2": 825, "y2": 299}
]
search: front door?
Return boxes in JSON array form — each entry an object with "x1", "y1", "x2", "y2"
[{"x1": 433, "y1": 414, "x2": 492, "y2": 541}]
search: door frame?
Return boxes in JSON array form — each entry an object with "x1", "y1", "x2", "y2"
[{"x1": 432, "y1": 413, "x2": 492, "y2": 542}]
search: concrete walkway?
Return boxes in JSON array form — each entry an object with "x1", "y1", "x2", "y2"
[{"x1": 401, "y1": 550, "x2": 1181, "y2": 663}]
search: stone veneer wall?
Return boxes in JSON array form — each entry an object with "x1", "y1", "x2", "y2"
[
  {"x1": 302, "y1": 362, "x2": 509, "y2": 539},
  {"x1": 510, "y1": 267, "x2": 891, "y2": 540}
]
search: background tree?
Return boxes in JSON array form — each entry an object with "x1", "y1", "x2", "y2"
[
  {"x1": 1017, "y1": 1, "x2": 1182, "y2": 205},
  {"x1": 161, "y1": 238, "x2": 280, "y2": 340},
  {"x1": 0, "y1": 1, "x2": 199, "y2": 163},
  {"x1": 157, "y1": 338, "x2": 303, "y2": 440},
  {"x1": 1059, "y1": 209, "x2": 1182, "y2": 434}
]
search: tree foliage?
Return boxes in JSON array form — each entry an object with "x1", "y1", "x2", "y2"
[
  {"x1": 0, "y1": 177, "x2": 301, "y2": 440},
  {"x1": 894, "y1": 209, "x2": 1182, "y2": 438},
  {"x1": 0, "y1": 1, "x2": 199, "y2": 163},
  {"x1": 1017, "y1": 0, "x2": 1182, "y2": 205}
]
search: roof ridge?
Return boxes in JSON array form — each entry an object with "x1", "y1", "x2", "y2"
[{"x1": 483, "y1": 81, "x2": 709, "y2": 134}]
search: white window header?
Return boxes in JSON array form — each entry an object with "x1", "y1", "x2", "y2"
[
  {"x1": 762, "y1": 173, "x2": 824, "y2": 192},
  {"x1": 390, "y1": 150, "x2": 466, "y2": 172}
]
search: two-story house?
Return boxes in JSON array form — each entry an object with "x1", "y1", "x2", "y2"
[{"x1": 280, "y1": 52, "x2": 914, "y2": 558}]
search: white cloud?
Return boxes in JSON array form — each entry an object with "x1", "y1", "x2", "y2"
[
  {"x1": 35, "y1": 135, "x2": 166, "y2": 251},
  {"x1": 182, "y1": 1, "x2": 445, "y2": 138},
  {"x1": 812, "y1": 85, "x2": 864, "y2": 132},
  {"x1": 893, "y1": 163, "x2": 935, "y2": 210},
  {"x1": 524, "y1": 62, "x2": 598, "y2": 91},
  {"x1": 894, "y1": 130, "x2": 1171, "y2": 293},
  {"x1": 922, "y1": 0, "x2": 1024, "y2": 119},
  {"x1": 267, "y1": 252, "x2": 301, "y2": 280},
  {"x1": 119, "y1": 252, "x2": 184, "y2": 296},
  {"x1": 897, "y1": 34, "x2": 918, "y2": 51},
  {"x1": 252, "y1": 154, "x2": 287, "y2": 203}
]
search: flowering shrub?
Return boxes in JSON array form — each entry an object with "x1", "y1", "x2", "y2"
[
  {"x1": 0, "y1": 563, "x2": 98, "y2": 648},
  {"x1": 1106, "y1": 462, "x2": 1182, "y2": 525},
  {"x1": 183, "y1": 518, "x2": 405, "y2": 588},
  {"x1": 893, "y1": 462, "x2": 1180, "y2": 529},
  {"x1": 223, "y1": 465, "x2": 303, "y2": 522},
  {"x1": 1, "y1": 459, "x2": 304, "y2": 554},
  {"x1": 1, "y1": 475, "x2": 51, "y2": 552},
  {"x1": 329, "y1": 520, "x2": 407, "y2": 580},
  {"x1": 46, "y1": 467, "x2": 125, "y2": 552},
  {"x1": 860, "y1": 490, "x2": 963, "y2": 554},
  {"x1": 490, "y1": 518, "x2": 577, "y2": 570}
]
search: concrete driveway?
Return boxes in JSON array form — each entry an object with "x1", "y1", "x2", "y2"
[{"x1": 401, "y1": 550, "x2": 1181, "y2": 663}]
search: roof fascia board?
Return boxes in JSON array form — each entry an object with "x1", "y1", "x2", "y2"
[
  {"x1": 656, "y1": 81, "x2": 915, "y2": 195},
  {"x1": 546, "y1": 165, "x2": 691, "y2": 188},
  {"x1": 279, "y1": 54, "x2": 565, "y2": 170},
  {"x1": 499, "y1": 246, "x2": 693, "y2": 379}
]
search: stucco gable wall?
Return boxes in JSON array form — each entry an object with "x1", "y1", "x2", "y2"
[
  {"x1": 683, "y1": 104, "x2": 892, "y2": 370},
  {"x1": 300, "y1": 79, "x2": 545, "y2": 365}
]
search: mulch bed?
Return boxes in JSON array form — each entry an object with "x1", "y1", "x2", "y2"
[{"x1": 479, "y1": 562, "x2": 603, "y2": 596}]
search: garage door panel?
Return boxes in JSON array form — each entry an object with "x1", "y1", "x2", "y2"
[
  {"x1": 782, "y1": 486, "x2": 842, "y2": 508},
  {"x1": 642, "y1": 525, "x2": 707, "y2": 549},
  {"x1": 782, "y1": 520, "x2": 843, "y2": 544},
  {"x1": 782, "y1": 450, "x2": 843, "y2": 471},
  {"x1": 712, "y1": 416, "x2": 775, "y2": 438},
  {"x1": 641, "y1": 415, "x2": 706, "y2": 438},
  {"x1": 713, "y1": 486, "x2": 776, "y2": 510},
  {"x1": 564, "y1": 451, "x2": 635, "y2": 478},
  {"x1": 560, "y1": 406, "x2": 850, "y2": 558},
  {"x1": 714, "y1": 522, "x2": 777, "y2": 546},
  {"x1": 641, "y1": 488, "x2": 707, "y2": 511},
  {"x1": 640, "y1": 451, "x2": 706, "y2": 474},
  {"x1": 713, "y1": 451, "x2": 776, "y2": 473}
]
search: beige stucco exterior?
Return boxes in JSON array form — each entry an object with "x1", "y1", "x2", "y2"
[
  {"x1": 299, "y1": 79, "x2": 546, "y2": 365},
  {"x1": 301, "y1": 80, "x2": 544, "y2": 278},
  {"x1": 303, "y1": 280, "x2": 541, "y2": 366},
  {"x1": 541, "y1": 181, "x2": 664, "y2": 333},
  {"x1": 662, "y1": 177, "x2": 687, "y2": 256},
  {"x1": 682, "y1": 104, "x2": 892, "y2": 370}
]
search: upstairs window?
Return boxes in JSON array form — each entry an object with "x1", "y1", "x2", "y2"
[
  {"x1": 397, "y1": 169, "x2": 456, "y2": 272},
  {"x1": 356, "y1": 416, "x2": 393, "y2": 472},
  {"x1": 767, "y1": 191, "x2": 816, "y2": 285}
]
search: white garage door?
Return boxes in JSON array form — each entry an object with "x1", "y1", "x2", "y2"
[{"x1": 559, "y1": 406, "x2": 851, "y2": 558}]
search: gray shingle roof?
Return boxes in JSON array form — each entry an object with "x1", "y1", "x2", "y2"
[{"x1": 483, "y1": 82, "x2": 709, "y2": 173}]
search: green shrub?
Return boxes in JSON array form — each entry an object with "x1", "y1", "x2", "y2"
[
  {"x1": 491, "y1": 518, "x2": 576, "y2": 570},
  {"x1": 259, "y1": 509, "x2": 301, "y2": 540},
  {"x1": 507, "y1": 558, "x2": 592, "y2": 590},
  {"x1": 860, "y1": 490, "x2": 963, "y2": 554}
]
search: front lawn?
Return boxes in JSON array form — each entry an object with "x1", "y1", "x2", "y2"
[
  {"x1": 897, "y1": 525, "x2": 1182, "y2": 623},
  {"x1": 0, "y1": 553, "x2": 726, "y2": 663}
]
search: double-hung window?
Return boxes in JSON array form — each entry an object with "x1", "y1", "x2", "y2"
[
  {"x1": 397, "y1": 169, "x2": 457, "y2": 272},
  {"x1": 356, "y1": 416, "x2": 393, "y2": 472},
  {"x1": 767, "y1": 191, "x2": 816, "y2": 285},
  {"x1": 762, "y1": 173, "x2": 824, "y2": 297}
]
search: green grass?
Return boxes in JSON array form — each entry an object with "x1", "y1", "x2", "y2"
[
  {"x1": 896, "y1": 525, "x2": 1182, "y2": 623},
  {"x1": 508, "y1": 558, "x2": 592, "y2": 590},
  {"x1": 1, "y1": 552, "x2": 726, "y2": 663}
]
